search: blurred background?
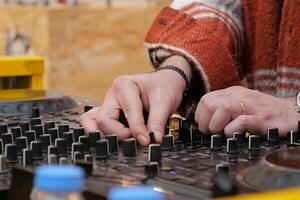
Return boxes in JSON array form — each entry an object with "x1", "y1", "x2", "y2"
[{"x1": 0, "y1": 0, "x2": 172, "y2": 103}]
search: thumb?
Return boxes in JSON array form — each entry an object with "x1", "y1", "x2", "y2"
[{"x1": 147, "y1": 97, "x2": 172, "y2": 143}]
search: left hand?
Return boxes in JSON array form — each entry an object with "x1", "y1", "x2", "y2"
[{"x1": 195, "y1": 86, "x2": 299, "y2": 137}]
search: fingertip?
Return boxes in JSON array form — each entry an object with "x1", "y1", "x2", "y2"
[
  {"x1": 117, "y1": 127, "x2": 131, "y2": 140},
  {"x1": 137, "y1": 134, "x2": 149, "y2": 146},
  {"x1": 152, "y1": 131, "x2": 163, "y2": 143},
  {"x1": 131, "y1": 125, "x2": 149, "y2": 146}
]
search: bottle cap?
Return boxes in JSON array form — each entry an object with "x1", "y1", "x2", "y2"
[
  {"x1": 35, "y1": 165, "x2": 84, "y2": 192},
  {"x1": 108, "y1": 186, "x2": 163, "y2": 200}
]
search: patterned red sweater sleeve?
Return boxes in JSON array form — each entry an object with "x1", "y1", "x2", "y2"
[{"x1": 144, "y1": 0, "x2": 244, "y2": 118}]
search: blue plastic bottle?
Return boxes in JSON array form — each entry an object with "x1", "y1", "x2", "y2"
[
  {"x1": 31, "y1": 165, "x2": 85, "y2": 200},
  {"x1": 108, "y1": 186, "x2": 164, "y2": 200}
]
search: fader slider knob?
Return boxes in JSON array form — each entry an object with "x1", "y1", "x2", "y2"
[{"x1": 123, "y1": 138, "x2": 137, "y2": 158}]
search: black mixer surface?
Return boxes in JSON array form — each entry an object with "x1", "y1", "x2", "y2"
[{"x1": 0, "y1": 90, "x2": 300, "y2": 200}]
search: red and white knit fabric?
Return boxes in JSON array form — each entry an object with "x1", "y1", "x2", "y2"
[{"x1": 144, "y1": 0, "x2": 300, "y2": 118}]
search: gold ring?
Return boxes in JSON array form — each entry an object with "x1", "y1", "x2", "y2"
[{"x1": 238, "y1": 101, "x2": 246, "y2": 114}]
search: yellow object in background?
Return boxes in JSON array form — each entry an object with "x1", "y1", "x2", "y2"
[
  {"x1": 0, "y1": 56, "x2": 44, "y2": 90},
  {"x1": 218, "y1": 187, "x2": 300, "y2": 200}
]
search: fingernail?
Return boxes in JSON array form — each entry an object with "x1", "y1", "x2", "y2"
[{"x1": 137, "y1": 134, "x2": 149, "y2": 145}]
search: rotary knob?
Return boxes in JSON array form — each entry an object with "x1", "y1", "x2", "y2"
[
  {"x1": 123, "y1": 138, "x2": 137, "y2": 158},
  {"x1": 106, "y1": 134, "x2": 119, "y2": 154},
  {"x1": 226, "y1": 138, "x2": 239, "y2": 154},
  {"x1": 287, "y1": 130, "x2": 300, "y2": 146},
  {"x1": 148, "y1": 144, "x2": 162, "y2": 162},
  {"x1": 95, "y1": 139, "x2": 109, "y2": 160},
  {"x1": 248, "y1": 135, "x2": 260, "y2": 151},
  {"x1": 31, "y1": 107, "x2": 40, "y2": 118},
  {"x1": 89, "y1": 131, "x2": 101, "y2": 149},
  {"x1": 267, "y1": 127, "x2": 280, "y2": 146},
  {"x1": 233, "y1": 132, "x2": 246, "y2": 146},
  {"x1": 210, "y1": 135, "x2": 223, "y2": 151}
]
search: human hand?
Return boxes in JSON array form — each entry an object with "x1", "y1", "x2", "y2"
[
  {"x1": 195, "y1": 86, "x2": 299, "y2": 137},
  {"x1": 80, "y1": 56, "x2": 192, "y2": 145}
]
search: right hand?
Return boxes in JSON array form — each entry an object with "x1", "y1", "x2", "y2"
[{"x1": 80, "y1": 56, "x2": 191, "y2": 146}]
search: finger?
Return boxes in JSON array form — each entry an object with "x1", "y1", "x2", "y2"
[
  {"x1": 224, "y1": 115, "x2": 261, "y2": 137},
  {"x1": 195, "y1": 102, "x2": 215, "y2": 134},
  {"x1": 208, "y1": 108, "x2": 232, "y2": 134},
  {"x1": 147, "y1": 97, "x2": 172, "y2": 143},
  {"x1": 95, "y1": 89, "x2": 131, "y2": 139},
  {"x1": 79, "y1": 114, "x2": 99, "y2": 133},
  {"x1": 208, "y1": 102, "x2": 244, "y2": 134},
  {"x1": 97, "y1": 117, "x2": 131, "y2": 140},
  {"x1": 79, "y1": 107, "x2": 102, "y2": 133},
  {"x1": 114, "y1": 79, "x2": 149, "y2": 146}
]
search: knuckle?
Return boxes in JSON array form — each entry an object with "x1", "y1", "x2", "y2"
[
  {"x1": 199, "y1": 95, "x2": 209, "y2": 107},
  {"x1": 112, "y1": 75, "x2": 131, "y2": 92},
  {"x1": 222, "y1": 103, "x2": 233, "y2": 112},
  {"x1": 79, "y1": 115, "x2": 86, "y2": 124}
]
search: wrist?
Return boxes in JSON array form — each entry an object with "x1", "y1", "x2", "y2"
[
  {"x1": 160, "y1": 55, "x2": 193, "y2": 80},
  {"x1": 158, "y1": 55, "x2": 193, "y2": 95}
]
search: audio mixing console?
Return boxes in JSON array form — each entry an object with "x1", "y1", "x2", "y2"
[{"x1": 0, "y1": 90, "x2": 300, "y2": 200}]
